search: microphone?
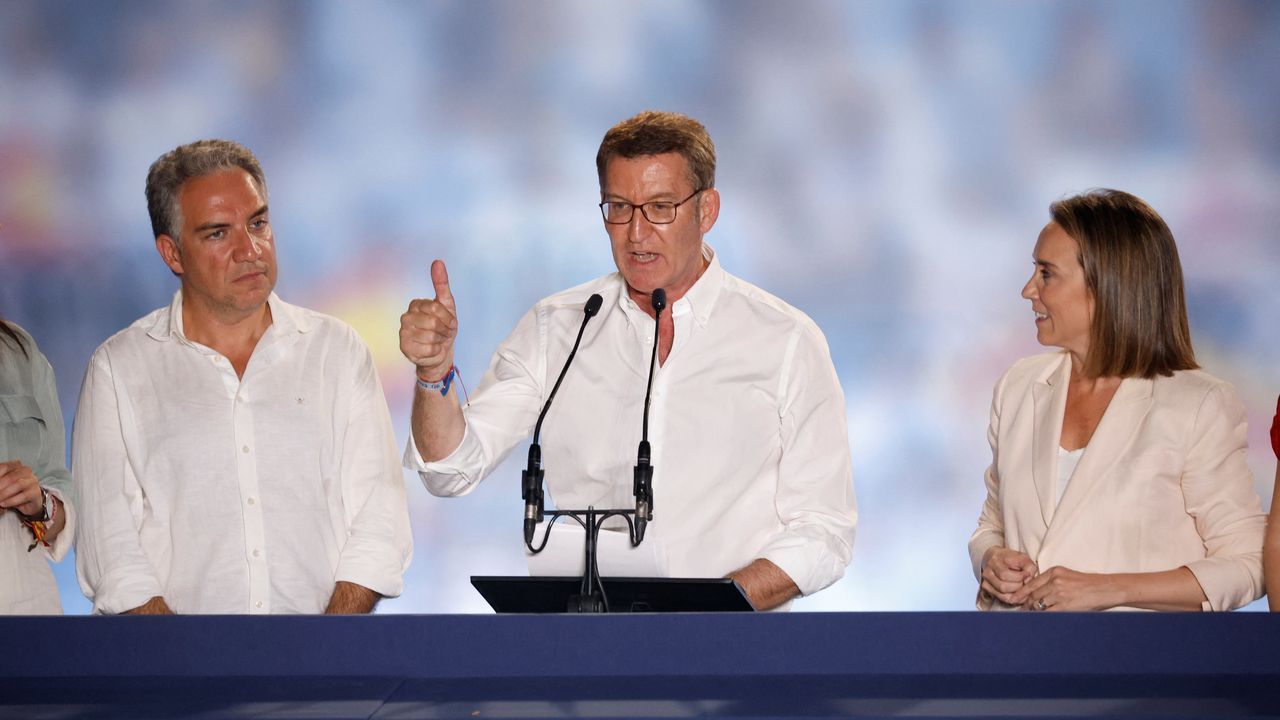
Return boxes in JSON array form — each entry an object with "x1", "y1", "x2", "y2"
[
  {"x1": 524, "y1": 293, "x2": 604, "y2": 544},
  {"x1": 633, "y1": 288, "x2": 665, "y2": 543}
]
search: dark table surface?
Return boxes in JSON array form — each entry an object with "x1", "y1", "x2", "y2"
[{"x1": 1, "y1": 612, "x2": 1277, "y2": 719}]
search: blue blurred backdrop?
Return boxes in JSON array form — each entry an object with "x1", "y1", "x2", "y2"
[{"x1": 1, "y1": 0, "x2": 1277, "y2": 613}]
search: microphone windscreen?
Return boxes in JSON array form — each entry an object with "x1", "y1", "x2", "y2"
[
  {"x1": 584, "y1": 293, "x2": 604, "y2": 317},
  {"x1": 651, "y1": 288, "x2": 667, "y2": 313}
]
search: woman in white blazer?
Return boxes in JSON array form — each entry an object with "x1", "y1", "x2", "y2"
[{"x1": 969, "y1": 189, "x2": 1265, "y2": 612}]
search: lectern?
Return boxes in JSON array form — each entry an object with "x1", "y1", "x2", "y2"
[{"x1": 472, "y1": 575, "x2": 753, "y2": 613}]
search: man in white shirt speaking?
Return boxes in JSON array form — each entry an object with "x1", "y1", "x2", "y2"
[
  {"x1": 399, "y1": 111, "x2": 855, "y2": 610},
  {"x1": 74, "y1": 140, "x2": 412, "y2": 614}
]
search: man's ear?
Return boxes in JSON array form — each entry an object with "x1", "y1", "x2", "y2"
[
  {"x1": 697, "y1": 187, "x2": 720, "y2": 235},
  {"x1": 156, "y1": 234, "x2": 184, "y2": 276}
]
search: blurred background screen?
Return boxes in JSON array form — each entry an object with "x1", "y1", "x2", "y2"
[{"x1": 1, "y1": 0, "x2": 1276, "y2": 613}]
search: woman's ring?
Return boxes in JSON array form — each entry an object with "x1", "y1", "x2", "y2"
[{"x1": 1035, "y1": 599, "x2": 1046, "y2": 611}]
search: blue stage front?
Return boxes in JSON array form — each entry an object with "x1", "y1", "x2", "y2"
[{"x1": 2, "y1": 612, "x2": 1277, "y2": 718}]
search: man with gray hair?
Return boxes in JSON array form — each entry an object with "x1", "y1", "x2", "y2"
[{"x1": 74, "y1": 139, "x2": 412, "y2": 614}]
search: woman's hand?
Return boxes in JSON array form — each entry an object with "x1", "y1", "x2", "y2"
[
  {"x1": 1014, "y1": 566, "x2": 1122, "y2": 611},
  {"x1": 0, "y1": 461, "x2": 44, "y2": 517},
  {"x1": 980, "y1": 546, "x2": 1038, "y2": 605}
]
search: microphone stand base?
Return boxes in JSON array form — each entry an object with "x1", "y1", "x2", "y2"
[{"x1": 566, "y1": 594, "x2": 607, "y2": 613}]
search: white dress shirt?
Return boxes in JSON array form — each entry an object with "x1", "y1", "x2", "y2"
[
  {"x1": 74, "y1": 292, "x2": 412, "y2": 614},
  {"x1": 406, "y1": 246, "x2": 856, "y2": 596}
]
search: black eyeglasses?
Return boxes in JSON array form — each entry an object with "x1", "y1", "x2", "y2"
[{"x1": 599, "y1": 189, "x2": 703, "y2": 225}]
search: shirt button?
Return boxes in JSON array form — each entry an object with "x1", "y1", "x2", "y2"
[
  {"x1": 242, "y1": 446, "x2": 250, "y2": 454},
  {"x1": 255, "y1": 600, "x2": 263, "y2": 609},
  {"x1": 247, "y1": 497, "x2": 256, "y2": 506},
  {"x1": 252, "y1": 549, "x2": 261, "y2": 557}
]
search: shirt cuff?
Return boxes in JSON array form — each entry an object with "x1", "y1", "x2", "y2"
[
  {"x1": 42, "y1": 487, "x2": 74, "y2": 564},
  {"x1": 1185, "y1": 556, "x2": 1262, "y2": 612},
  {"x1": 334, "y1": 552, "x2": 408, "y2": 600},
  {"x1": 89, "y1": 572, "x2": 166, "y2": 615},
  {"x1": 757, "y1": 526, "x2": 852, "y2": 597},
  {"x1": 403, "y1": 422, "x2": 484, "y2": 497},
  {"x1": 968, "y1": 532, "x2": 1003, "y2": 583}
]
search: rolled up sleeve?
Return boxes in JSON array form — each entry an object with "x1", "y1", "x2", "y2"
[
  {"x1": 1180, "y1": 382, "x2": 1265, "y2": 611},
  {"x1": 335, "y1": 342, "x2": 413, "y2": 599},
  {"x1": 757, "y1": 324, "x2": 856, "y2": 596},
  {"x1": 72, "y1": 350, "x2": 165, "y2": 615}
]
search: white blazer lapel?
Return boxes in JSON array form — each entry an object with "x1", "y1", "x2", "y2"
[
  {"x1": 1044, "y1": 375, "x2": 1155, "y2": 545},
  {"x1": 1030, "y1": 353, "x2": 1071, "y2": 528}
]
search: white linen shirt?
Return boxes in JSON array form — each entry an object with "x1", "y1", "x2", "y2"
[
  {"x1": 406, "y1": 247, "x2": 857, "y2": 596},
  {"x1": 74, "y1": 292, "x2": 412, "y2": 614}
]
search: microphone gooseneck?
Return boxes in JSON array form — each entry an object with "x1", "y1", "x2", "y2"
[
  {"x1": 523, "y1": 293, "x2": 604, "y2": 545},
  {"x1": 633, "y1": 288, "x2": 666, "y2": 543}
]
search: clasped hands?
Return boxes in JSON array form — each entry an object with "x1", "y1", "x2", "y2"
[
  {"x1": 981, "y1": 546, "x2": 1121, "y2": 611},
  {"x1": 0, "y1": 460, "x2": 46, "y2": 518}
]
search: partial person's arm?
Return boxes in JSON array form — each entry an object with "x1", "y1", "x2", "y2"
[
  {"x1": 325, "y1": 581, "x2": 381, "y2": 614},
  {"x1": 1264, "y1": 398, "x2": 1280, "y2": 611},
  {"x1": 401, "y1": 260, "x2": 466, "y2": 462},
  {"x1": 0, "y1": 347, "x2": 74, "y2": 552},
  {"x1": 728, "y1": 558, "x2": 800, "y2": 610},
  {"x1": 968, "y1": 365, "x2": 1047, "y2": 609},
  {"x1": 403, "y1": 287, "x2": 546, "y2": 498},
  {"x1": 122, "y1": 596, "x2": 174, "y2": 615},
  {"x1": 332, "y1": 330, "x2": 413, "y2": 604},
  {"x1": 969, "y1": 367, "x2": 1010, "y2": 592},
  {"x1": 0, "y1": 462, "x2": 67, "y2": 543},
  {"x1": 750, "y1": 324, "x2": 857, "y2": 607},
  {"x1": 72, "y1": 350, "x2": 168, "y2": 614},
  {"x1": 1013, "y1": 565, "x2": 1206, "y2": 611},
  {"x1": 29, "y1": 349, "x2": 75, "y2": 551},
  {"x1": 1175, "y1": 382, "x2": 1266, "y2": 611}
]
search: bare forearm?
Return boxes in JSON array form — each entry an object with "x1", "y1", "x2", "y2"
[
  {"x1": 1111, "y1": 567, "x2": 1208, "y2": 612},
  {"x1": 411, "y1": 385, "x2": 466, "y2": 463},
  {"x1": 728, "y1": 558, "x2": 800, "y2": 610},
  {"x1": 122, "y1": 596, "x2": 174, "y2": 615},
  {"x1": 325, "y1": 581, "x2": 381, "y2": 614}
]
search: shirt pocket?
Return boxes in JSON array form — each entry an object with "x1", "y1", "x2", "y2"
[{"x1": 0, "y1": 394, "x2": 47, "y2": 463}]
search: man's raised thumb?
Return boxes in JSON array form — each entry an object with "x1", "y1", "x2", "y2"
[{"x1": 431, "y1": 259, "x2": 455, "y2": 309}]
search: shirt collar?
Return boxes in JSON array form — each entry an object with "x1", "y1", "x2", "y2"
[
  {"x1": 678, "y1": 244, "x2": 723, "y2": 328},
  {"x1": 614, "y1": 243, "x2": 724, "y2": 328},
  {"x1": 146, "y1": 290, "x2": 314, "y2": 343}
]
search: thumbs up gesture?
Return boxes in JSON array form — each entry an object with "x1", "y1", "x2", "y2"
[{"x1": 400, "y1": 259, "x2": 458, "y2": 382}]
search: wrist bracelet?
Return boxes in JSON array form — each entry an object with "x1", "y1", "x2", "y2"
[
  {"x1": 18, "y1": 490, "x2": 51, "y2": 552},
  {"x1": 416, "y1": 366, "x2": 458, "y2": 397},
  {"x1": 19, "y1": 488, "x2": 51, "y2": 523}
]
